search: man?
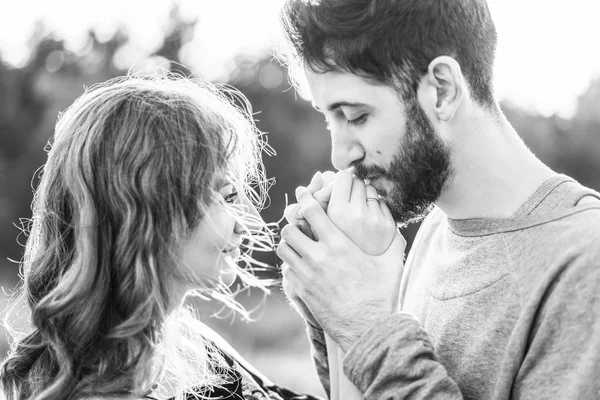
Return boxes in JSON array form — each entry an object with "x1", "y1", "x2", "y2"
[{"x1": 275, "y1": 0, "x2": 600, "y2": 399}]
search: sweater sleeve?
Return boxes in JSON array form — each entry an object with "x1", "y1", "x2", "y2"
[
  {"x1": 341, "y1": 260, "x2": 600, "y2": 400},
  {"x1": 306, "y1": 322, "x2": 331, "y2": 398},
  {"x1": 342, "y1": 313, "x2": 463, "y2": 399}
]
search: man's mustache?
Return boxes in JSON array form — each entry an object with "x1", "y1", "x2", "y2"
[{"x1": 352, "y1": 163, "x2": 388, "y2": 181}]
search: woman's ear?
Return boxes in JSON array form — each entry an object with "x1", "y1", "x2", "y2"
[{"x1": 424, "y1": 56, "x2": 465, "y2": 121}]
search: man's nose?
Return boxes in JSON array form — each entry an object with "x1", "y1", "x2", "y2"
[{"x1": 330, "y1": 127, "x2": 364, "y2": 170}]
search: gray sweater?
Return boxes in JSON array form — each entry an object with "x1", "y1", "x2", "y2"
[{"x1": 308, "y1": 175, "x2": 600, "y2": 399}]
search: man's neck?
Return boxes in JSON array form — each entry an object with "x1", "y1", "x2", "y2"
[{"x1": 436, "y1": 114, "x2": 556, "y2": 220}]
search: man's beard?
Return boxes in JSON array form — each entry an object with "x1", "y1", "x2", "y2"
[{"x1": 354, "y1": 96, "x2": 453, "y2": 226}]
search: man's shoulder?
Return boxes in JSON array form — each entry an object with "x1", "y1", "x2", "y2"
[
  {"x1": 507, "y1": 199, "x2": 600, "y2": 255},
  {"x1": 503, "y1": 202, "x2": 600, "y2": 292}
]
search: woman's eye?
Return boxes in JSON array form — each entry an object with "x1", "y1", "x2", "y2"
[
  {"x1": 223, "y1": 190, "x2": 239, "y2": 204},
  {"x1": 219, "y1": 183, "x2": 239, "y2": 204},
  {"x1": 347, "y1": 114, "x2": 368, "y2": 126}
]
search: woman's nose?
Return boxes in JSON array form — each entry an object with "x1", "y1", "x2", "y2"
[{"x1": 234, "y1": 191, "x2": 262, "y2": 234}]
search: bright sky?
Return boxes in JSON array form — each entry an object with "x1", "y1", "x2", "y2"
[{"x1": 1, "y1": 0, "x2": 599, "y2": 117}]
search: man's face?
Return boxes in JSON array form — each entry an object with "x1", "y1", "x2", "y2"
[{"x1": 305, "y1": 69, "x2": 453, "y2": 225}]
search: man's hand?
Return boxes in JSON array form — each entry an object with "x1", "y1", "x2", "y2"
[{"x1": 277, "y1": 178, "x2": 407, "y2": 352}]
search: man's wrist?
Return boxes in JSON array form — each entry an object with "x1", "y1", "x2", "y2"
[
  {"x1": 321, "y1": 313, "x2": 399, "y2": 354},
  {"x1": 332, "y1": 312, "x2": 394, "y2": 353}
]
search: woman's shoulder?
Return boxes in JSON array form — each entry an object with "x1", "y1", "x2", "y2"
[{"x1": 190, "y1": 319, "x2": 246, "y2": 363}]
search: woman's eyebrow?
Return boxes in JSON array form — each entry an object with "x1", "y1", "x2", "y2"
[{"x1": 214, "y1": 176, "x2": 230, "y2": 190}]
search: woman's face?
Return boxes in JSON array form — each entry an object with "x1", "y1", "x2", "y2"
[{"x1": 180, "y1": 179, "x2": 259, "y2": 288}]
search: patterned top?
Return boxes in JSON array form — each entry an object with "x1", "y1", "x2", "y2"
[
  {"x1": 142, "y1": 334, "x2": 323, "y2": 400},
  {"x1": 182, "y1": 350, "x2": 319, "y2": 400}
]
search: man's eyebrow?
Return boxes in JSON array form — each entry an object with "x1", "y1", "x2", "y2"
[{"x1": 312, "y1": 101, "x2": 368, "y2": 113}]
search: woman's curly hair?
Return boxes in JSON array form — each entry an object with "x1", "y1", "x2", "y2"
[{"x1": 1, "y1": 73, "x2": 275, "y2": 400}]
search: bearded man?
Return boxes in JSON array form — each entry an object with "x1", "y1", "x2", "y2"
[{"x1": 276, "y1": 1, "x2": 600, "y2": 399}]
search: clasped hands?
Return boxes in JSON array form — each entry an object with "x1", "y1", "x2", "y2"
[{"x1": 277, "y1": 170, "x2": 407, "y2": 352}]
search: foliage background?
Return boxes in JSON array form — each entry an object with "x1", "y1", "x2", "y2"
[{"x1": 1, "y1": 5, "x2": 600, "y2": 397}]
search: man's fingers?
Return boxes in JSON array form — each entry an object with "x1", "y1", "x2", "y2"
[
  {"x1": 280, "y1": 262, "x2": 291, "y2": 281},
  {"x1": 276, "y1": 239, "x2": 302, "y2": 267},
  {"x1": 365, "y1": 184, "x2": 378, "y2": 199},
  {"x1": 280, "y1": 223, "x2": 317, "y2": 259},
  {"x1": 280, "y1": 263, "x2": 296, "y2": 289},
  {"x1": 350, "y1": 177, "x2": 367, "y2": 205},
  {"x1": 284, "y1": 204, "x2": 315, "y2": 240},
  {"x1": 365, "y1": 184, "x2": 380, "y2": 209},
  {"x1": 379, "y1": 230, "x2": 407, "y2": 258},
  {"x1": 329, "y1": 170, "x2": 353, "y2": 207},
  {"x1": 296, "y1": 186, "x2": 340, "y2": 240},
  {"x1": 278, "y1": 232, "x2": 315, "y2": 284},
  {"x1": 281, "y1": 264, "x2": 318, "y2": 325},
  {"x1": 281, "y1": 263, "x2": 303, "y2": 300},
  {"x1": 296, "y1": 220, "x2": 316, "y2": 240}
]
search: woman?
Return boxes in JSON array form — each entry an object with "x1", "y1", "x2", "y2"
[{"x1": 0, "y1": 74, "x2": 319, "y2": 400}]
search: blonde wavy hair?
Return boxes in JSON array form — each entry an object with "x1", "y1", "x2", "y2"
[{"x1": 0, "y1": 74, "x2": 275, "y2": 400}]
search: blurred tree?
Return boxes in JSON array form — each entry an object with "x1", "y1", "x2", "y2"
[
  {"x1": 563, "y1": 78, "x2": 600, "y2": 189},
  {"x1": 0, "y1": 4, "x2": 202, "y2": 284},
  {"x1": 501, "y1": 79, "x2": 600, "y2": 191},
  {"x1": 0, "y1": 39, "x2": 49, "y2": 283},
  {"x1": 574, "y1": 77, "x2": 600, "y2": 125},
  {"x1": 155, "y1": 3, "x2": 197, "y2": 75},
  {"x1": 1, "y1": 0, "x2": 599, "y2": 289}
]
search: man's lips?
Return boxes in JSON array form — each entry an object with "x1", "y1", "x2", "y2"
[
  {"x1": 362, "y1": 175, "x2": 379, "y2": 184},
  {"x1": 367, "y1": 176, "x2": 388, "y2": 196},
  {"x1": 353, "y1": 169, "x2": 388, "y2": 195}
]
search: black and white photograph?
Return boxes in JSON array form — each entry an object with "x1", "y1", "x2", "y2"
[{"x1": 0, "y1": 0, "x2": 599, "y2": 399}]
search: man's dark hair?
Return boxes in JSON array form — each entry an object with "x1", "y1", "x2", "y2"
[{"x1": 280, "y1": 0, "x2": 498, "y2": 108}]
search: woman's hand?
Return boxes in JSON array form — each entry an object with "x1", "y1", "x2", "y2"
[
  {"x1": 281, "y1": 171, "x2": 335, "y2": 327},
  {"x1": 286, "y1": 170, "x2": 397, "y2": 255},
  {"x1": 284, "y1": 171, "x2": 335, "y2": 241}
]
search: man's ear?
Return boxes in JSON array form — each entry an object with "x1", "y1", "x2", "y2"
[{"x1": 424, "y1": 56, "x2": 465, "y2": 121}]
